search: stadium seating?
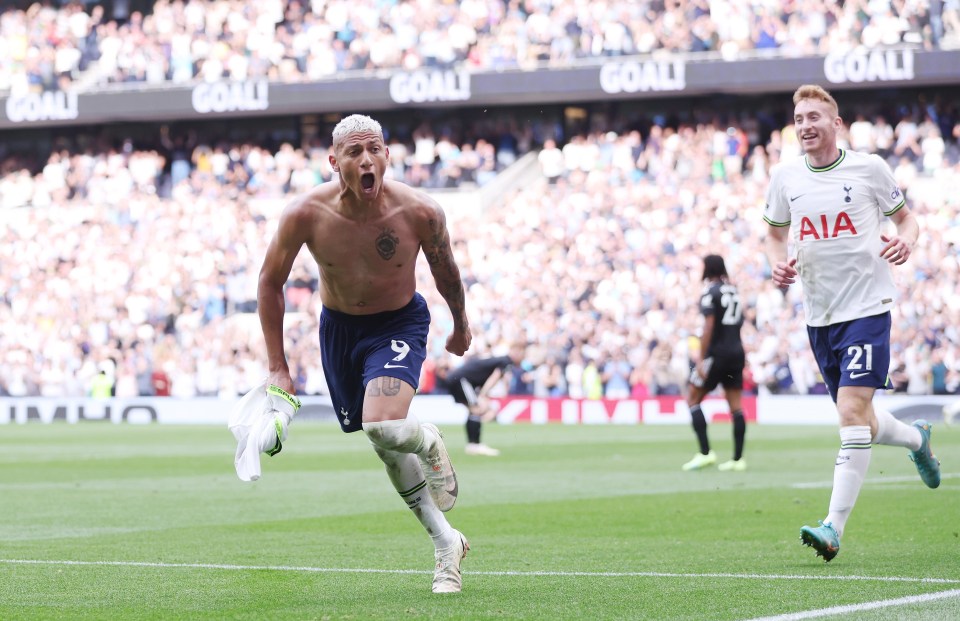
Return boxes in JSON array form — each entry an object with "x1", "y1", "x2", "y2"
[
  {"x1": 1, "y1": 106, "x2": 958, "y2": 398},
  {"x1": 1, "y1": 0, "x2": 958, "y2": 91}
]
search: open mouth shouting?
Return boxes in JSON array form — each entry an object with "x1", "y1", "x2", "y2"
[{"x1": 360, "y1": 172, "x2": 376, "y2": 193}]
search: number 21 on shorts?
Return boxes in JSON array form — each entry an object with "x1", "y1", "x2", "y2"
[{"x1": 846, "y1": 344, "x2": 873, "y2": 379}]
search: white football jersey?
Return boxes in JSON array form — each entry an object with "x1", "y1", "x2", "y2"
[{"x1": 764, "y1": 149, "x2": 906, "y2": 327}]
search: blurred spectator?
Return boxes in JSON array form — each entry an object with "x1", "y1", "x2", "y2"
[
  {"x1": 930, "y1": 348, "x2": 950, "y2": 395},
  {"x1": 90, "y1": 369, "x2": 114, "y2": 398},
  {"x1": 894, "y1": 113, "x2": 923, "y2": 160},
  {"x1": 601, "y1": 349, "x2": 633, "y2": 399},
  {"x1": 872, "y1": 115, "x2": 896, "y2": 159},
  {"x1": 538, "y1": 139, "x2": 564, "y2": 184},
  {"x1": 848, "y1": 114, "x2": 876, "y2": 153}
]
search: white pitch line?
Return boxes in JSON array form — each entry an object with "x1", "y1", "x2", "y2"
[
  {"x1": 1, "y1": 559, "x2": 958, "y2": 584},
  {"x1": 743, "y1": 588, "x2": 960, "y2": 621},
  {"x1": 792, "y1": 472, "x2": 960, "y2": 489}
]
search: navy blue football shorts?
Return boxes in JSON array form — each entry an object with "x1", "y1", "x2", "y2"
[
  {"x1": 807, "y1": 312, "x2": 892, "y2": 403},
  {"x1": 319, "y1": 293, "x2": 429, "y2": 433}
]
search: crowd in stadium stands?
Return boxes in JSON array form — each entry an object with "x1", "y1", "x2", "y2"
[
  {"x1": 2, "y1": 0, "x2": 960, "y2": 93},
  {"x1": 1, "y1": 100, "x2": 959, "y2": 399},
  {"x1": 0, "y1": 120, "x2": 518, "y2": 201}
]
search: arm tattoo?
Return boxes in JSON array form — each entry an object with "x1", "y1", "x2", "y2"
[
  {"x1": 366, "y1": 377, "x2": 403, "y2": 397},
  {"x1": 424, "y1": 218, "x2": 445, "y2": 267},
  {"x1": 376, "y1": 228, "x2": 399, "y2": 260},
  {"x1": 424, "y1": 215, "x2": 467, "y2": 326},
  {"x1": 438, "y1": 279, "x2": 466, "y2": 323}
]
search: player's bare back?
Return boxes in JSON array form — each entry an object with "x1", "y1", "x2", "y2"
[{"x1": 297, "y1": 180, "x2": 431, "y2": 314}]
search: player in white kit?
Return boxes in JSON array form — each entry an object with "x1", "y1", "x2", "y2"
[{"x1": 763, "y1": 85, "x2": 941, "y2": 562}]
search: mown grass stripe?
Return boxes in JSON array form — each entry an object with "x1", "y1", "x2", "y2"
[{"x1": 2, "y1": 559, "x2": 958, "y2": 584}]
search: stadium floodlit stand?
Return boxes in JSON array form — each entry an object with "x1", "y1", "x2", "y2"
[{"x1": 0, "y1": 1, "x2": 959, "y2": 399}]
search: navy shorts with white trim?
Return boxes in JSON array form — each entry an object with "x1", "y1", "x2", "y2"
[
  {"x1": 319, "y1": 293, "x2": 429, "y2": 433},
  {"x1": 807, "y1": 312, "x2": 891, "y2": 403}
]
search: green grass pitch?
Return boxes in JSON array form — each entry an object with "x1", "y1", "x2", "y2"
[{"x1": 0, "y1": 421, "x2": 957, "y2": 620}]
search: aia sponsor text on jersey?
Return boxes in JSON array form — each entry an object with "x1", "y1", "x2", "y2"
[{"x1": 799, "y1": 212, "x2": 857, "y2": 241}]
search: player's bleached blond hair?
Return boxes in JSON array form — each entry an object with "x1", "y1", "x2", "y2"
[
  {"x1": 332, "y1": 114, "x2": 383, "y2": 148},
  {"x1": 792, "y1": 84, "x2": 839, "y2": 118}
]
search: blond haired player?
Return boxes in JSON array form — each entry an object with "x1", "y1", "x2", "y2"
[{"x1": 764, "y1": 85, "x2": 941, "y2": 562}]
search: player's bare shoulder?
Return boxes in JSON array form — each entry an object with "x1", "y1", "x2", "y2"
[
  {"x1": 275, "y1": 182, "x2": 339, "y2": 240},
  {"x1": 383, "y1": 179, "x2": 446, "y2": 230},
  {"x1": 382, "y1": 177, "x2": 434, "y2": 210},
  {"x1": 288, "y1": 181, "x2": 339, "y2": 220},
  {"x1": 383, "y1": 179, "x2": 451, "y2": 265}
]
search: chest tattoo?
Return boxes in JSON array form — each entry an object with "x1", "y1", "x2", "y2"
[{"x1": 376, "y1": 228, "x2": 399, "y2": 260}]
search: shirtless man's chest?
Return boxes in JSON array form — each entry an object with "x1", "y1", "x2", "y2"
[{"x1": 304, "y1": 197, "x2": 424, "y2": 312}]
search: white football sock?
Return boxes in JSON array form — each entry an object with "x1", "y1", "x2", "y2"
[
  {"x1": 369, "y1": 444, "x2": 455, "y2": 549},
  {"x1": 825, "y1": 425, "x2": 872, "y2": 539},
  {"x1": 873, "y1": 409, "x2": 922, "y2": 451}
]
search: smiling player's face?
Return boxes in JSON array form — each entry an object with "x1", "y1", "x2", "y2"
[
  {"x1": 794, "y1": 99, "x2": 841, "y2": 160},
  {"x1": 331, "y1": 131, "x2": 389, "y2": 199}
]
